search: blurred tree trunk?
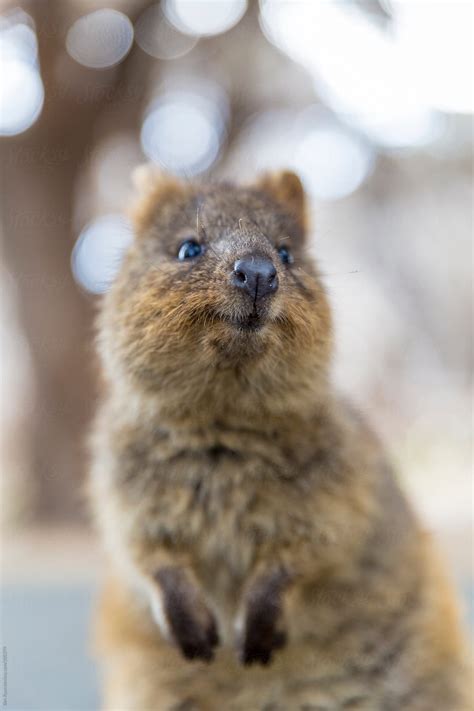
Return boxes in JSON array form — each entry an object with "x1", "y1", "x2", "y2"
[{"x1": 0, "y1": 1, "x2": 152, "y2": 522}]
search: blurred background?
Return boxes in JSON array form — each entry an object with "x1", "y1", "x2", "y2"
[{"x1": 0, "y1": 0, "x2": 472, "y2": 708}]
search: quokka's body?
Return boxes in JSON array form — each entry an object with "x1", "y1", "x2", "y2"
[{"x1": 90, "y1": 169, "x2": 471, "y2": 710}]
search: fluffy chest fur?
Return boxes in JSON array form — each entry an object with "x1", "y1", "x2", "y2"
[{"x1": 91, "y1": 401, "x2": 381, "y2": 606}]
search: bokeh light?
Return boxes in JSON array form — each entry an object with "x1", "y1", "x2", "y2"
[
  {"x1": 0, "y1": 12, "x2": 44, "y2": 136},
  {"x1": 66, "y1": 9, "x2": 134, "y2": 69},
  {"x1": 0, "y1": 17, "x2": 37, "y2": 65},
  {"x1": 164, "y1": 0, "x2": 247, "y2": 37},
  {"x1": 259, "y1": 1, "x2": 446, "y2": 149},
  {"x1": 140, "y1": 86, "x2": 227, "y2": 175},
  {"x1": 225, "y1": 109, "x2": 374, "y2": 201},
  {"x1": 71, "y1": 214, "x2": 133, "y2": 294},
  {"x1": 392, "y1": 2, "x2": 473, "y2": 115},
  {"x1": 0, "y1": 59, "x2": 44, "y2": 137},
  {"x1": 293, "y1": 125, "x2": 374, "y2": 201},
  {"x1": 228, "y1": 109, "x2": 298, "y2": 174},
  {"x1": 135, "y1": 4, "x2": 197, "y2": 60}
]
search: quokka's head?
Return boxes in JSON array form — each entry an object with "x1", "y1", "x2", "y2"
[{"x1": 99, "y1": 167, "x2": 332, "y2": 413}]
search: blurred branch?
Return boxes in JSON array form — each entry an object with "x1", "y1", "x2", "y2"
[{"x1": 0, "y1": 0, "x2": 155, "y2": 522}]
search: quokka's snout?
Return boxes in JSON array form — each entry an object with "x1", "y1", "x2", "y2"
[{"x1": 230, "y1": 255, "x2": 279, "y2": 302}]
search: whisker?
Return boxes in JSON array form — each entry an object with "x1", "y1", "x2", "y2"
[
  {"x1": 204, "y1": 240, "x2": 220, "y2": 259},
  {"x1": 196, "y1": 199, "x2": 207, "y2": 240},
  {"x1": 239, "y1": 214, "x2": 269, "y2": 239},
  {"x1": 319, "y1": 270, "x2": 360, "y2": 277}
]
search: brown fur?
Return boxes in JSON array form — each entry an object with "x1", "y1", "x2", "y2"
[{"x1": 89, "y1": 169, "x2": 471, "y2": 710}]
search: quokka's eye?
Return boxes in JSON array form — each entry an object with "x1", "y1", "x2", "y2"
[
  {"x1": 277, "y1": 245, "x2": 293, "y2": 265},
  {"x1": 177, "y1": 239, "x2": 203, "y2": 261}
]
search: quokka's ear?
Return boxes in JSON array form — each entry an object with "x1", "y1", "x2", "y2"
[
  {"x1": 131, "y1": 162, "x2": 163, "y2": 193},
  {"x1": 257, "y1": 170, "x2": 307, "y2": 229},
  {"x1": 129, "y1": 163, "x2": 184, "y2": 234}
]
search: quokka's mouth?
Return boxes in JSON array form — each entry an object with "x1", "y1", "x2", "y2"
[
  {"x1": 204, "y1": 306, "x2": 271, "y2": 334},
  {"x1": 228, "y1": 307, "x2": 267, "y2": 332}
]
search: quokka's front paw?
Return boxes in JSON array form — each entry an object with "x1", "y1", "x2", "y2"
[
  {"x1": 155, "y1": 568, "x2": 219, "y2": 662},
  {"x1": 237, "y1": 568, "x2": 289, "y2": 666}
]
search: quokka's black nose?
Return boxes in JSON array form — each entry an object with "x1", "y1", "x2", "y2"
[{"x1": 231, "y1": 257, "x2": 279, "y2": 301}]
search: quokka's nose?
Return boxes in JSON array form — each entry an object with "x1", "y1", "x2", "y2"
[{"x1": 231, "y1": 256, "x2": 278, "y2": 301}]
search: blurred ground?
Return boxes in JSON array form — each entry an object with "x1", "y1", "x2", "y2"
[{"x1": 2, "y1": 584, "x2": 99, "y2": 711}]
